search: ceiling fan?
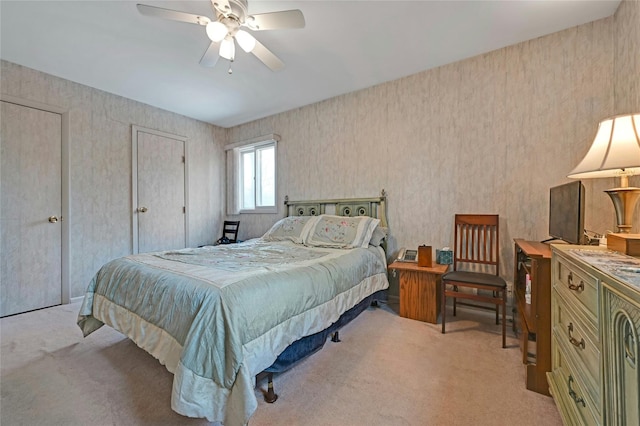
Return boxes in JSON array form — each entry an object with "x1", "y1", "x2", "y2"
[{"x1": 137, "y1": 0, "x2": 305, "y2": 72}]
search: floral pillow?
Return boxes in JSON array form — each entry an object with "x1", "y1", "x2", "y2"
[
  {"x1": 262, "y1": 216, "x2": 316, "y2": 244},
  {"x1": 305, "y1": 215, "x2": 380, "y2": 249}
]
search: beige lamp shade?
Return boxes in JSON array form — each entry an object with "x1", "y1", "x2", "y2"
[
  {"x1": 568, "y1": 113, "x2": 640, "y2": 180},
  {"x1": 568, "y1": 113, "x2": 640, "y2": 233}
]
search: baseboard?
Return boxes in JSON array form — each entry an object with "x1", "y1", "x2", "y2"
[{"x1": 70, "y1": 296, "x2": 84, "y2": 304}]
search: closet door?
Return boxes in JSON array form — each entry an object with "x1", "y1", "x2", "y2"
[
  {"x1": 1, "y1": 101, "x2": 62, "y2": 317},
  {"x1": 133, "y1": 127, "x2": 187, "y2": 253}
]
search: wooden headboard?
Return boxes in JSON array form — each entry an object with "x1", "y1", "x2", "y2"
[{"x1": 284, "y1": 189, "x2": 388, "y2": 228}]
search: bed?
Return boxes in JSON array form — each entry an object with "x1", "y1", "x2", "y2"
[{"x1": 77, "y1": 192, "x2": 389, "y2": 425}]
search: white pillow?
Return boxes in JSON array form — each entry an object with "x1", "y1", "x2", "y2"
[
  {"x1": 305, "y1": 214, "x2": 380, "y2": 249},
  {"x1": 262, "y1": 216, "x2": 316, "y2": 244},
  {"x1": 369, "y1": 226, "x2": 388, "y2": 247}
]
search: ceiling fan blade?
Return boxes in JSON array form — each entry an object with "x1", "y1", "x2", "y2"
[
  {"x1": 246, "y1": 10, "x2": 305, "y2": 31},
  {"x1": 211, "y1": 0, "x2": 232, "y2": 16},
  {"x1": 137, "y1": 4, "x2": 210, "y2": 25},
  {"x1": 200, "y1": 41, "x2": 220, "y2": 67},
  {"x1": 251, "y1": 39, "x2": 284, "y2": 71}
]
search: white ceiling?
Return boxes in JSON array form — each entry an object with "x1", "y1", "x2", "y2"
[{"x1": 0, "y1": 1, "x2": 621, "y2": 128}]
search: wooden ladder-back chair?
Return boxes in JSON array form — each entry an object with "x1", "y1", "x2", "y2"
[{"x1": 441, "y1": 214, "x2": 507, "y2": 348}]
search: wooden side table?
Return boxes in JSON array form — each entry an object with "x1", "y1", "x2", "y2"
[{"x1": 388, "y1": 261, "x2": 449, "y2": 323}]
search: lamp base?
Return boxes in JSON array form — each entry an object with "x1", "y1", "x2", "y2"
[{"x1": 605, "y1": 187, "x2": 640, "y2": 233}]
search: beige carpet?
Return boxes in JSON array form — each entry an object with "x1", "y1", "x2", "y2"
[{"x1": 1, "y1": 301, "x2": 562, "y2": 426}]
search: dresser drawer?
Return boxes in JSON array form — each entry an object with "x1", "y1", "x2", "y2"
[
  {"x1": 549, "y1": 337, "x2": 601, "y2": 425},
  {"x1": 552, "y1": 289, "x2": 601, "y2": 406},
  {"x1": 554, "y1": 254, "x2": 599, "y2": 328}
]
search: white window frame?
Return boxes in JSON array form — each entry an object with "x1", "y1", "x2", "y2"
[{"x1": 226, "y1": 134, "x2": 279, "y2": 214}]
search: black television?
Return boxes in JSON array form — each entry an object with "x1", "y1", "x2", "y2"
[{"x1": 548, "y1": 181, "x2": 585, "y2": 245}]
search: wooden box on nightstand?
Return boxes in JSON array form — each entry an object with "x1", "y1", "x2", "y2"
[{"x1": 388, "y1": 261, "x2": 449, "y2": 323}]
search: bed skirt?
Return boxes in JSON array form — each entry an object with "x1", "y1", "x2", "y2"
[{"x1": 264, "y1": 289, "x2": 387, "y2": 373}]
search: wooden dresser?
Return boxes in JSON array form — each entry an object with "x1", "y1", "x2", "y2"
[{"x1": 548, "y1": 245, "x2": 640, "y2": 425}]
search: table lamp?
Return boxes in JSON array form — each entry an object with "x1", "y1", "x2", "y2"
[{"x1": 568, "y1": 113, "x2": 640, "y2": 233}]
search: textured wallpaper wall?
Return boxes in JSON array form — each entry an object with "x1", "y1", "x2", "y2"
[
  {"x1": 614, "y1": 0, "x2": 640, "y2": 225},
  {"x1": 2, "y1": 1, "x2": 638, "y2": 301},
  {"x1": 615, "y1": 0, "x2": 640, "y2": 114},
  {"x1": 1, "y1": 61, "x2": 226, "y2": 298},
  {"x1": 227, "y1": 10, "x2": 640, "y2": 286}
]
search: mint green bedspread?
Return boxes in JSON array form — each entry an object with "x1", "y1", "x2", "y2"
[{"x1": 77, "y1": 239, "x2": 388, "y2": 425}]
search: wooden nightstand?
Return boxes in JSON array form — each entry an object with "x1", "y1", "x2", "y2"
[{"x1": 388, "y1": 261, "x2": 449, "y2": 323}]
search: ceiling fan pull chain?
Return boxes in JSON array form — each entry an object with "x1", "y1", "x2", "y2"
[{"x1": 228, "y1": 60, "x2": 233, "y2": 75}]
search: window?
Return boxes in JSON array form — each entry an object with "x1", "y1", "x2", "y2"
[{"x1": 226, "y1": 136, "x2": 278, "y2": 214}]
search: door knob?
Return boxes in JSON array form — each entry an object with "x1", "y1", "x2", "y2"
[
  {"x1": 138, "y1": 207, "x2": 148, "y2": 213},
  {"x1": 48, "y1": 216, "x2": 58, "y2": 223}
]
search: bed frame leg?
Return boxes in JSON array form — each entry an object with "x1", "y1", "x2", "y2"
[
  {"x1": 331, "y1": 331, "x2": 341, "y2": 342},
  {"x1": 264, "y1": 372, "x2": 278, "y2": 403}
]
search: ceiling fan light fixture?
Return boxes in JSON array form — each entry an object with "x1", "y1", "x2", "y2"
[
  {"x1": 219, "y1": 37, "x2": 236, "y2": 60},
  {"x1": 206, "y1": 21, "x2": 228, "y2": 42},
  {"x1": 235, "y1": 30, "x2": 256, "y2": 52},
  {"x1": 137, "y1": 1, "x2": 305, "y2": 72}
]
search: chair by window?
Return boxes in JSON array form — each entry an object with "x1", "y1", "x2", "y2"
[
  {"x1": 440, "y1": 214, "x2": 507, "y2": 348},
  {"x1": 217, "y1": 220, "x2": 240, "y2": 244}
]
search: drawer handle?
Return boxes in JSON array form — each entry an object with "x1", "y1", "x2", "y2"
[
  {"x1": 567, "y1": 375, "x2": 586, "y2": 407},
  {"x1": 567, "y1": 272, "x2": 584, "y2": 292},
  {"x1": 567, "y1": 322, "x2": 585, "y2": 349}
]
